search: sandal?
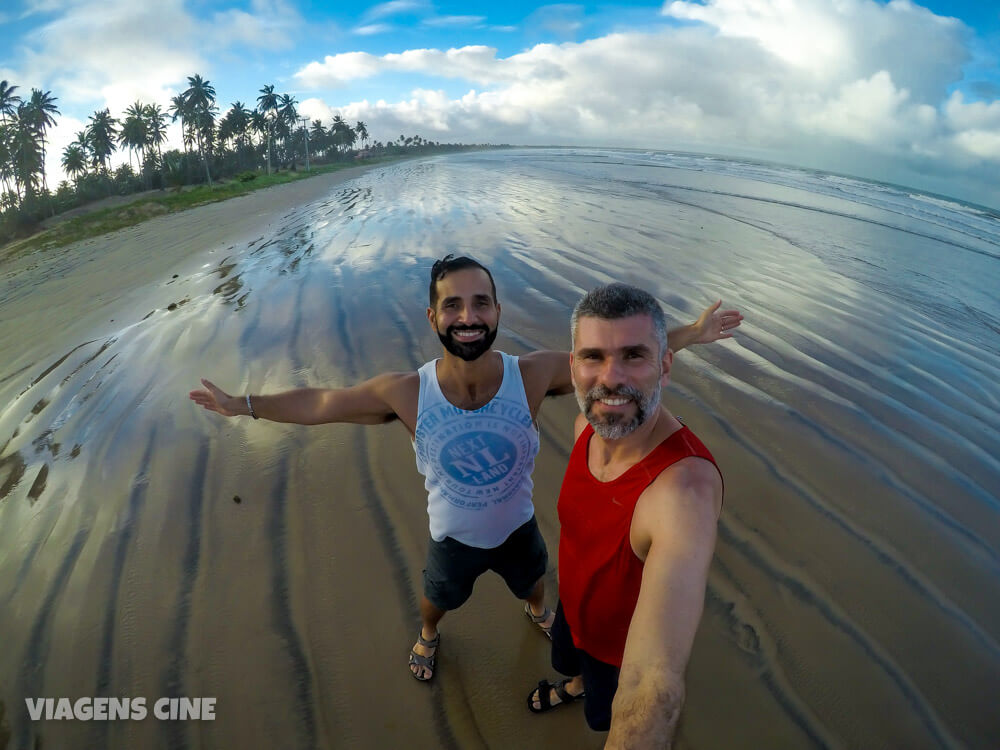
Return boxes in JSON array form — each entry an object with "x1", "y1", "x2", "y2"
[
  {"x1": 527, "y1": 678, "x2": 585, "y2": 713},
  {"x1": 524, "y1": 602, "x2": 554, "y2": 640},
  {"x1": 408, "y1": 631, "x2": 440, "y2": 681}
]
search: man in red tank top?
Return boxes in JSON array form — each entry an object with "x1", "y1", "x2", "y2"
[{"x1": 528, "y1": 283, "x2": 724, "y2": 748}]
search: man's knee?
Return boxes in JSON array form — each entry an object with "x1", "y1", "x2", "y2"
[{"x1": 423, "y1": 574, "x2": 473, "y2": 612}]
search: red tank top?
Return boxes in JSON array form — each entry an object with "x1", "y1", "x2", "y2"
[{"x1": 557, "y1": 422, "x2": 719, "y2": 667}]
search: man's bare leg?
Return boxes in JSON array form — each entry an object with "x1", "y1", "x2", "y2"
[
  {"x1": 524, "y1": 577, "x2": 555, "y2": 633},
  {"x1": 411, "y1": 595, "x2": 447, "y2": 679}
]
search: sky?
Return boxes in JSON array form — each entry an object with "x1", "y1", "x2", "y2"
[{"x1": 2, "y1": 0, "x2": 1000, "y2": 208}]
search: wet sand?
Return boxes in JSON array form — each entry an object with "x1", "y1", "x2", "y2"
[
  {"x1": 0, "y1": 161, "x2": 602, "y2": 750},
  {"x1": 1, "y1": 150, "x2": 998, "y2": 750}
]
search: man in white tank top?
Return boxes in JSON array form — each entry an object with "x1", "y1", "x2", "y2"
[{"x1": 190, "y1": 255, "x2": 743, "y2": 681}]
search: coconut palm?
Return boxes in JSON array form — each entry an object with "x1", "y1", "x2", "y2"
[
  {"x1": 0, "y1": 79, "x2": 22, "y2": 199},
  {"x1": 181, "y1": 74, "x2": 217, "y2": 186},
  {"x1": 142, "y1": 104, "x2": 168, "y2": 190},
  {"x1": 256, "y1": 84, "x2": 279, "y2": 174},
  {"x1": 219, "y1": 101, "x2": 251, "y2": 168},
  {"x1": 309, "y1": 120, "x2": 327, "y2": 158},
  {"x1": 355, "y1": 121, "x2": 368, "y2": 149},
  {"x1": 0, "y1": 80, "x2": 21, "y2": 127},
  {"x1": 10, "y1": 111, "x2": 43, "y2": 201},
  {"x1": 275, "y1": 93, "x2": 298, "y2": 166},
  {"x1": 61, "y1": 142, "x2": 87, "y2": 186},
  {"x1": 0, "y1": 123, "x2": 16, "y2": 200},
  {"x1": 20, "y1": 89, "x2": 59, "y2": 192},
  {"x1": 118, "y1": 101, "x2": 148, "y2": 177},
  {"x1": 87, "y1": 108, "x2": 118, "y2": 177},
  {"x1": 331, "y1": 115, "x2": 354, "y2": 155}
]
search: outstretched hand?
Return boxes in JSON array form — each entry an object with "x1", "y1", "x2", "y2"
[
  {"x1": 189, "y1": 378, "x2": 240, "y2": 417},
  {"x1": 692, "y1": 300, "x2": 743, "y2": 344}
]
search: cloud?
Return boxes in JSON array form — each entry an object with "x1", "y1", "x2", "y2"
[
  {"x1": 363, "y1": 0, "x2": 430, "y2": 21},
  {"x1": 18, "y1": 0, "x2": 73, "y2": 18},
  {"x1": 421, "y1": 15, "x2": 487, "y2": 28},
  {"x1": 354, "y1": 23, "x2": 395, "y2": 36},
  {"x1": 294, "y1": 45, "x2": 569, "y2": 89},
  {"x1": 14, "y1": 0, "x2": 303, "y2": 113},
  {"x1": 525, "y1": 4, "x2": 585, "y2": 38},
  {"x1": 209, "y1": 0, "x2": 303, "y2": 51},
  {"x1": 11, "y1": 0, "x2": 301, "y2": 187},
  {"x1": 293, "y1": 0, "x2": 1000, "y2": 206},
  {"x1": 663, "y1": 0, "x2": 968, "y2": 101},
  {"x1": 17, "y1": 0, "x2": 202, "y2": 111}
]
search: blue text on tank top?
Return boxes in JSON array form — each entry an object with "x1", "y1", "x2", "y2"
[{"x1": 416, "y1": 397, "x2": 534, "y2": 509}]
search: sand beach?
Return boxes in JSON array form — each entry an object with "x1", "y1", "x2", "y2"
[{"x1": 1, "y1": 149, "x2": 998, "y2": 750}]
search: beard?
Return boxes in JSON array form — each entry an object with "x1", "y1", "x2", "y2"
[
  {"x1": 576, "y1": 382, "x2": 661, "y2": 440},
  {"x1": 437, "y1": 323, "x2": 499, "y2": 362}
]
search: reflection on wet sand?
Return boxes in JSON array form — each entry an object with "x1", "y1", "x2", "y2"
[{"x1": 1, "y1": 150, "x2": 998, "y2": 749}]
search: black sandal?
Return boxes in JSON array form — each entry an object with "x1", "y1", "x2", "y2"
[
  {"x1": 408, "y1": 631, "x2": 440, "y2": 681},
  {"x1": 527, "y1": 678, "x2": 585, "y2": 713}
]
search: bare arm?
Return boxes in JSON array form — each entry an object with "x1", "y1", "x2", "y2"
[
  {"x1": 188, "y1": 373, "x2": 412, "y2": 426},
  {"x1": 606, "y1": 459, "x2": 722, "y2": 749},
  {"x1": 667, "y1": 300, "x2": 743, "y2": 353}
]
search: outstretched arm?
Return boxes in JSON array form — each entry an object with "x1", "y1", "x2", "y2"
[
  {"x1": 606, "y1": 460, "x2": 721, "y2": 749},
  {"x1": 188, "y1": 373, "x2": 409, "y2": 426},
  {"x1": 668, "y1": 300, "x2": 743, "y2": 353}
]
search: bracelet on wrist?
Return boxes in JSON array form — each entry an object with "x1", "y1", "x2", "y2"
[{"x1": 246, "y1": 394, "x2": 259, "y2": 420}]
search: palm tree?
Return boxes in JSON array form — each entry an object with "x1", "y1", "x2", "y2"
[
  {"x1": 21, "y1": 89, "x2": 59, "y2": 193},
  {"x1": 61, "y1": 142, "x2": 87, "y2": 186},
  {"x1": 181, "y1": 74, "x2": 217, "y2": 186},
  {"x1": 0, "y1": 81, "x2": 25, "y2": 204},
  {"x1": 0, "y1": 80, "x2": 21, "y2": 127},
  {"x1": 331, "y1": 115, "x2": 354, "y2": 155},
  {"x1": 256, "y1": 84, "x2": 279, "y2": 174},
  {"x1": 86, "y1": 108, "x2": 118, "y2": 177},
  {"x1": 0, "y1": 126, "x2": 16, "y2": 199},
  {"x1": 309, "y1": 120, "x2": 327, "y2": 158},
  {"x1": 276, "y1": 93, "x2": 298, "y2": 167},
  {"x1": 11, "y1": 110, "x2": 43, "y2": 202},
  {"x1": 355, "y1": 121, "x2": 368, "y2": 149},
  {"x1": 0, "y1": 122, "x2": 17, "y2": 201},
  {"x1": 118, "y1": 101, "x2": 148, "y2": 178},
  {"x1": 142, "y1": 104, "x2": 168, "y2": 190},
  {"x1": 219, "y1": 101, "x2": 251, "y2": 169}
]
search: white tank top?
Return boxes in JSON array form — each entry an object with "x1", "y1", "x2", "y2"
[{"x1": 414, "y1": 352, "x2": 540, "y2": 548}]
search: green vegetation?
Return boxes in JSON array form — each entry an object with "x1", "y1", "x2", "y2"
[{"x1": 1, "y1": 74, "x2": 501, "y2": 251}]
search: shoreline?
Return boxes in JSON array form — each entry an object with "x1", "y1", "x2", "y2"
[{"x1": 0, "y1": 154, "x2": 422, "y2": 265}]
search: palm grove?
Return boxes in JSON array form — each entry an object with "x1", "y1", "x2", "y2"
[{"x1": 1, "y1": 75, "x2": 456, "y2": 243}]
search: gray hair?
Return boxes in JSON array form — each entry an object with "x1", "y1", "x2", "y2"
[{"x1": 570, "y1": 283, "x2": 669, "y2": 355}]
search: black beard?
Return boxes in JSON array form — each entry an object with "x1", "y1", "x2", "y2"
[{"x1": 437, "y1": 324, "x2": 498, "y2": 361}]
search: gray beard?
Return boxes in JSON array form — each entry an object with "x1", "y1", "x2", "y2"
[{"x1": 577, "y1": 382, "x2": 660, "y2": 440}]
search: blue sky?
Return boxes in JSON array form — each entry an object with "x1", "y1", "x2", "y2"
[{"x1": 3, "y1": 0, "x2": 1000, "y2": 207}]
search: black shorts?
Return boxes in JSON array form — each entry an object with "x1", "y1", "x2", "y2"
[
  {"x1": 423, "y1": 515, "x2": 548, "y2": 611},
  {"x1": 550, "y1": 601, "x2": 620, "y2": 732}
]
